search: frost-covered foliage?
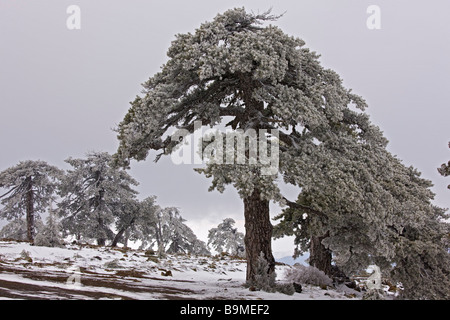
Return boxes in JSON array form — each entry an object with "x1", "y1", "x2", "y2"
[
  {"x1": 246, "y1": 252, "x2": 294, "y2": 295},
  {"x1": 438, "y1": 142, "x2": 450, "y2": 189},
  {"x1": 113, "y1": 7, "x2": 385, "y2": 282},
  {"x1": 57, "y1": 152, "x2": 139, "y2": 245},
  {"x1": 274, "y1": 148, "x2": 450, "y2": 299},
  {"x1": 0, "y1": 218, "x2": 42, "y2": 241},
  {"x1": 113, "y1": 7, "x2": 449, "y2": 296},
  {"x1": 114, "y1": 7, "x2": 374, "y2": 203},
  {"x1": 34, "y1": 212, "x2": 64, "y2": 248},
  {"x1": 284, "y1": 265, "x2": 333, "y2": 288},
  {"x1": 0, "y1": 161, "x2": 63, "y2": 242},
  {"x1": 207, "y1": 218, "x2": 245, "y2": 256},
  {"x1": 0, "y1": 219, "x2": 28, "y2": 240},
  {"x1": 139, "y1": 206, "x2": 210, "y2": 256},
  {"x1": 362, "y1": 289, "x2": 385, "y2": 300},
  {"x1": 111, "y1": 196, "x2": 159, "y2": 247}
]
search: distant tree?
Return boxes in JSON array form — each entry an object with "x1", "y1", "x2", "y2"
[
  {"x1": 0, "y1": 219, "x2": 31, "y2": 241},
  {"x1": 438, "y1": 142, "x2": 450, "y2": 189},
  {"x1": 167, "y1": 211, "x2": 210, "y2": 255},
  {"x1": 140, "y1": 206, "x2": 210, "y2": 255},
  {"x1": 110, "y1": 198, "x2": 140, "y2": 248},
  {"x1": 34, "y1": 209, "x2": 64, "y2": 248},
  {"x1": 0, "y1": 160, "x2": 63, "y2": 242},
  {"x1": 111, "y1": 196, "x2": 159, "y2": 248},
  {"x1": 57, "y1": 152, "x2": 139, "y2": 245},
  {"x1": 208, "y1": 218, "x2": 245, "y2": 256}
]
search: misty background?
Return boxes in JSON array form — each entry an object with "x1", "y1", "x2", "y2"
[{"x1": 0, "y1": 0, "x2": 449, "y2": 259}]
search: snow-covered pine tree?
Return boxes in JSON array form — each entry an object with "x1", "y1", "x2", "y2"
[
  {"x1": 138, "y1": 206, "x2": 209, "y2": 255},
  {"x1": 208, "y1": 218, "x2": 245, "y2": 256},
  {"x1": 166, "y1": 209, "x2": 191, "y2": 254},
  {"x1": 57, "y1": 152, "x2": 139, "y2": 245},
  {"x1": 114, "y1": 8, "x2": 385, "y2": 283},
  {"x1": 34, "y1": 208, "x2": 64, "y2": 248},
  {"x1": 274, "y1": 145, "x2": 450, "y2": 299},
  {"x1": 0, "y1": 161, "x2": 63, "y2": 242},
  {"x1": 161, "y1": 207, "x2": 210, "y2": 255},
  {"x1": 111, "y1": 196, "x2": 159, "y2": 247},
  {"x1": 110, "y1": 198, "x2": 140, "y2": 247},
  {"x1": 0, "y1": 219, "x2": 30, "y2": 241}
]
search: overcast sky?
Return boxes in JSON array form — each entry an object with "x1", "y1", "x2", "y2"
[{"x1": 0, "y1": 0, "x2": 449, "y2": 258}]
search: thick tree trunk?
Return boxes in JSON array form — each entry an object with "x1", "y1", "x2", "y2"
[
  {"x1": 243, "y1": 188, "x2": 275, "y2": 282},
  {"x1": 309, "y1": 233, "x2": 332, "y2": 276},
  {"x1": 25, "y1": 177, "x2": 35, "y2": 243}
]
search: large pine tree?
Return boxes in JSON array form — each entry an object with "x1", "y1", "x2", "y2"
[
  {"x1": 114, "y1": 8, "x2": 407, "y2": 283},
  {"x1": 274, "y1": 145, "x2": 450, "y2": 299}
]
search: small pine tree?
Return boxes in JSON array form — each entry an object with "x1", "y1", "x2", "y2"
[{"x1": 34, "y1": 212, "x2": 64, "y2": 248}]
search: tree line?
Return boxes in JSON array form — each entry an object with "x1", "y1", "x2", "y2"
[
  {"x1": 0, "y1": 152, "x2": 209, "y2": 255},
  {"x1": 0, "y1": 152, "x2": 249, "y2": 258}
]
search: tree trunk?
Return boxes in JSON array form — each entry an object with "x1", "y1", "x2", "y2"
[
  {"x1": 25, "y1": 177, "x2": 35, "y2": 243},
  {"x1": 111, "y1": 217, "x2": 135, "y2": 247},
  {"x1": 309, "y1": 233, "x2": 332, "y2": 276},
  {"x1": 96, "y1": 215, "x2": 106, "y2": 246},
  {"x1": 123, "y1": 235, "x2": 129, "y2": 248},
  {"x1": 243, "y1": 188, "x2": 275, "y2": 282},
  {"x1": 111, "y1": 227, "x2": 125, "y2": 247}
]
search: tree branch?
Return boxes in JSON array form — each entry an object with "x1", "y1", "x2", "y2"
[{"x1": 282, "y1": 196, "x2": 327, "y2": 219}]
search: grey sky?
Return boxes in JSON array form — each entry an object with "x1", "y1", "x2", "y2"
[{"x1": 0, "y1": 0, "x2": 449, "y2": 258}]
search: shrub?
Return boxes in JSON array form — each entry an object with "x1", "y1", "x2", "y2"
[
  {"x1": 284, "y1": 264, "x2": 333, "y2": 288},
  {"x1": 104, "y1": 259, "x2": 122, "y2": 269},
  {"x1": 246, "y1": 252, "x2": 294, "y2": 295}
]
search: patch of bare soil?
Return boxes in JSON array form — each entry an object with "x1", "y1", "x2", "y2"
[{"x1": 0, "y1": 262, "x2": 197, "y2": 300}]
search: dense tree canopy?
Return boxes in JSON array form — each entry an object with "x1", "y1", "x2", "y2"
[
  {"x1": 57, "y1": 152, "x2": 139, "y2": 245},
  {"x1": 114, "y1": 7, "x2": 387, "y2": 282}
]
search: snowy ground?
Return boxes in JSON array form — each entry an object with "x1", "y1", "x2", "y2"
[{"x1": 0, "y1": 240, "x2": 361, "y2": 300}]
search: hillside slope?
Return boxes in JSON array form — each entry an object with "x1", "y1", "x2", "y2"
[{"x1": 0, "y1": 240, "x2": 358, "y2": 300}]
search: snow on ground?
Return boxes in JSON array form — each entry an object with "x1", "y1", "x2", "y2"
[{"x1": 0, "y1": 240, "x2": 360, "y2": 300}]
